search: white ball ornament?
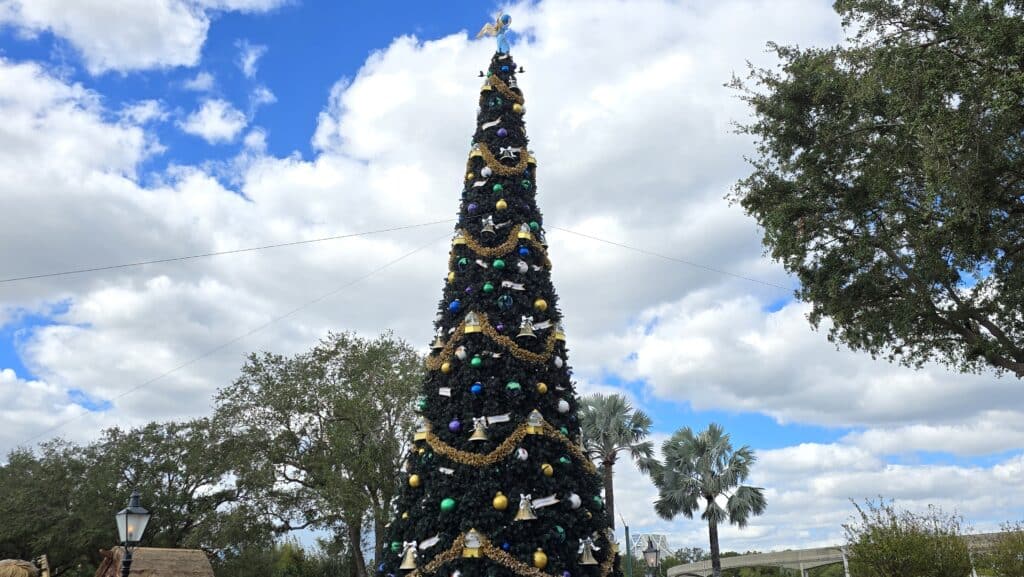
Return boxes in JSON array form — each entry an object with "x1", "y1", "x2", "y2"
[
  {"x1": 516, "y1": 447, "x2": 529, "y2": 461},
  {"x1": 557, "y1": 399, "x2": 570, "y2": 413},
  {"x1": 455, "y1": 346, "x2": 467, "y2": 361},
  {"x1": 568, "y1": 493, "x2": 582, "y2": 509},
  {"x1": 554, "y1": 356, "x2": 564, "y2": 368},
  {"x1": 481, "y1": 166, "x2": 493, "y2": 178},
  {"x1": 517, "y1": 260, "x2": 529, "y2": 274}
]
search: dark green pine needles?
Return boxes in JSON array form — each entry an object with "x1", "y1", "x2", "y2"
[{"x1": 379, "y1": 52, "x2": 620, "y2": 577}]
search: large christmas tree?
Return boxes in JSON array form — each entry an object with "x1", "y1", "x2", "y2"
[{"x1": 380, "y1": 18, "x2": 618, "y2": 577}]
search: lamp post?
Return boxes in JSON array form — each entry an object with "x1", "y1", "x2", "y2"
[
  {"x1": 642, "y1": 538, "x2": 660, "y2": 577},
  {"x1": 115, "y1": 489, "x2": 151, "y2": 577}
]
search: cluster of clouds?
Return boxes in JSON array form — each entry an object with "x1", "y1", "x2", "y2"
[{"x1": 0, "y1": 0, "x2": 1020, "y2": 553}]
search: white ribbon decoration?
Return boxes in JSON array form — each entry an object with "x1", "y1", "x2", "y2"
[
  {"x1": 502, "y1": 280, "x2": 525, "y2": 290},
  {"x1": 481, "y1": 117, "x2": 503, "y2": 130}
]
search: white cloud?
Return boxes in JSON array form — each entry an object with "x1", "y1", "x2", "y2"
[
  {"x1": 250, "y1": 85, "x2": 276, "y2": 113},
  {"x1": 236, "y1": 39, "x2": 267, "y2": 78},
  {"x1": 1, "y1": 0, "x2": 1021, "y2": 553},
  {"x1": 0, "y1": 0, "x2": 287, "y2": 74},
  {"x1": 179, "y1": 98, "x2": 248, "y2": 144},
  {"x1": 183, "y1": 71, "x2": 215, "y2": 92},
  {"x1": 119, "y1": 100, "x2": 168, "y2": 125}
]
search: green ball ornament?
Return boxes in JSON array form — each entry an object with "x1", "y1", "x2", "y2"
[
  {"x1": 559, "y1": 456, "x2": 571, "y2": 465},
  {"x1": 559, "y1": 426, "x2": 569, "y2": 436},
  {"x1": 483, "y1": 282, "x2": 495, "y2": 293},
  {"x1": 593, "y1": 495, "x2": 604, "y2": 507},
  {"x1": 492, "y1": 183, "x2": 504, "y2": 193},
  {"x1": 416, "y1": 397, "x2": 427, "y2": 411},
  {"x1": 554, "y1": 526, "x2": 566, "y2": 541},
  {"x1": 493, "y1": 259, "x2": 506, "y2": 269},
  {"x1": 529, "y1": 221, "x2": 540, "y2": 231},
  {"x1": 440, "y1": 497, "x2": 456, "y2": 512},
  {"x1": 391, "y1": 541, "x2": 402, "y2": 553},
  {"x1": 506, "y1": 381, "x2": 521, "y2": 391},
  {"x1": 521, "y1": 179, "x2": 531, "y2": 189},
  {"x1": 470, "y1": 356, "x2": 483, "y2": 368}
]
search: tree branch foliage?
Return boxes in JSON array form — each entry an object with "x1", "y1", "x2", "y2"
[{"x1": 730, "y1": 0, "x2": 1024, "y2": 377}]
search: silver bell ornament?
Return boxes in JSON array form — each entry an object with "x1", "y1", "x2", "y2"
[{"x1": 517, "y1": 316, "x2": 536, "y2": 339}]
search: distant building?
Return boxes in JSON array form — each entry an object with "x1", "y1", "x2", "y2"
[
  {"x1": 94, "y1": 548, "x2": 214, "y2": 577},
  {"x1": 631, "y1": 534, "x2": 672, "y2": 558}
]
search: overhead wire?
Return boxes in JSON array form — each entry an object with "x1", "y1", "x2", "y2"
[
  {"x1": 0, "y1": 219, "x2": 456, "y2": 284},
  {"x1": 11, "y1": 220, "x2": 790, "y2": 446},
  {"x1": 16, "y1": 231, "x2": 451, "y2": 447}
]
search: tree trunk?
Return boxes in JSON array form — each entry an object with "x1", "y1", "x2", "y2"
[
  {"x1": 373, "y1": 505, "x2": 386, "y2": 569},
  {"x1": 708, "y1": 518, "x2": 721, "y2": 577},
  {"x1": 348, "y1": 519, "x2": 369, "y2": 577},
  {"x1": 602, "y1": 460, "x2": 616, "y2": 529}
]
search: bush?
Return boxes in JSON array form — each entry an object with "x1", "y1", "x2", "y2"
[
  {"x1": 982, "y1": 522, "x2": 1024, "y2": 577},
  {"x1": 843, "y1": 499, "x2": 971, "y2": 577}
]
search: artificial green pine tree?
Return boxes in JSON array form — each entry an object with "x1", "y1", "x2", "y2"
[{"x1": 379, "y1": 39, "x2": 619, "y2": 577}]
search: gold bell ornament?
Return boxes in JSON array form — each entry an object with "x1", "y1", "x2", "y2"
[
  {"x1": 469, "y1": 417, "x2": 489, "y2": 442},
  {"x1": 399, "y1": 541, "x2": 418, "y2": 570},
  {"x1": 579, "y1": 537, "x2": 600, "y2": 566},
  {"x1": 514, "y1": 493, "x2": 538, "y2": 521},
  {"x1": 516, "y1": 316, "x2": 536, "y2": 339},
  {"x1": 464, "y1": 312, "x2": 482, "y2": 334},
  {"x1": 431, "y1": 329, "x2": 445, "y2": 350}
]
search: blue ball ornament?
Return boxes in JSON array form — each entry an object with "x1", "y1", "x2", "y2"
[
  {"x1": 501, "y1": 65, "x2": 510, "y2": 72},
  {"x1": 502, "y1": 542, "x2": 511, "y2": 551},
  {"x1": 497, "y1": 128, "x2": 508, "y2": 138},
  {"x1": 449, "y1": 300, "x2": 461, "y2": 313},
  {"x1": 497, "y1": 294, "x2": 513, "y2": 310},
  {"x1": 470, "y1": 382, "x2": 483, "y2": 395},
  {"x1": 518, "y1": 246, "x2": 530, "y2": 257},
  {"x1": 468, "y1": 202, "x2": 478, "y2": 213}
]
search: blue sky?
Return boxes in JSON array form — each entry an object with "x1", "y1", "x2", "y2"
[
  {"x1": 1, "y1": 0, "x2": 1021, "y2": 551},
  {"x1": 0, "y1": 0, "x2": 1010, "y2": 469}
]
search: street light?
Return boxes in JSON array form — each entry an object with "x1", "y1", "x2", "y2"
[
  {"x1": 115, "y1": 489, "x2": 151, "y2": 577},
  {"x1": 642, "y1": 538, "x2": 660, "y2": 577}
]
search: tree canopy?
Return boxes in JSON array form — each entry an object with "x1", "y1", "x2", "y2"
[{"x1": 731, "y1": 0, "x2": 1024, "y2": 377}]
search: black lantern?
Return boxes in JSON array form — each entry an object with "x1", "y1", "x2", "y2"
[
  {"x1": 115, "y1": 489, "x2": 150, "y2": 577},
  {"x1": 642, "y1": 538, "x2": 660, "y2": 577}
]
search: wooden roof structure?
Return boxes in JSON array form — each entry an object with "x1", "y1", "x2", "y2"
[{"x1": 93, "y1": 548, "x2": 214, "y2": 577}]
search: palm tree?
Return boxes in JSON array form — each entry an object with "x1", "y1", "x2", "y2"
[
  {"x1": 648, "y1": 423, "x2": 766, "y2": 577},
  {"x1": 579, "y1": 393, "x2": 654, "y2": 528}
]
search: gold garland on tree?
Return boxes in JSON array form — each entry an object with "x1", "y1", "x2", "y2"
[
  {"x1": 425, "y1": 312, "x2": 558, "y2": 369},
  {"x1": 423, "y1": 421, "x2": 596, "y2": 473},
  {"x1": 449, "y1": 227, "x2": 551, "y2": 270},
  {"x1": 487, "y1": 74, "x2": 525, "y2": 104},
  {"x1": 479, "y1": 142, "x2": 530, "y2": 176},
  {"x1": 409, "y1": 531, "x2": 614, "y2": 577}
]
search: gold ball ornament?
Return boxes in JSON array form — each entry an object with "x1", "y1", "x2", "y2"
[
  {"x1": 409, "y1": 474, "x2": 422, "y2": 488},
  {"x1": 534, "y1": 298, "x2": 548, "y2": 312},
  {"x1": 417, "y1": 447, "x2": 425, "y2": 454},
  {"x1": 533, "y1": 549, "x2": 548, "y2": 569},
  {"x1": 536, "y1": 382, "x2": 548, "y2": 394},
  {"x1": 447, "y1": 271, "x2": 455, "y2": 283},
  {"x1": 493, "y1": 492, "x2": 509, "y2": 510},
  {"x1": 513, "y1": 103, "x2": 524, "y2": 114},
  {"x1": 496, "y1": 198, "x2": 508, "y2": 211},
  {"x1": 402, "y1": 512, "x2": 409, "y2": 519},
  {"x1": 466, "y1": 172, "x2": 474, "y2": 180},
  {"x1": 441, "y1": 362, "x2": 452, "y2": 374},
  {"x1": 541, "y1": 463, "x2": 554, "y2": 477}
]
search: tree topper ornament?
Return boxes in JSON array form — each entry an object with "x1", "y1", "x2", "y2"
[{"x1": 477, "y1": 13, "x2": 513, "y2": 54}]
